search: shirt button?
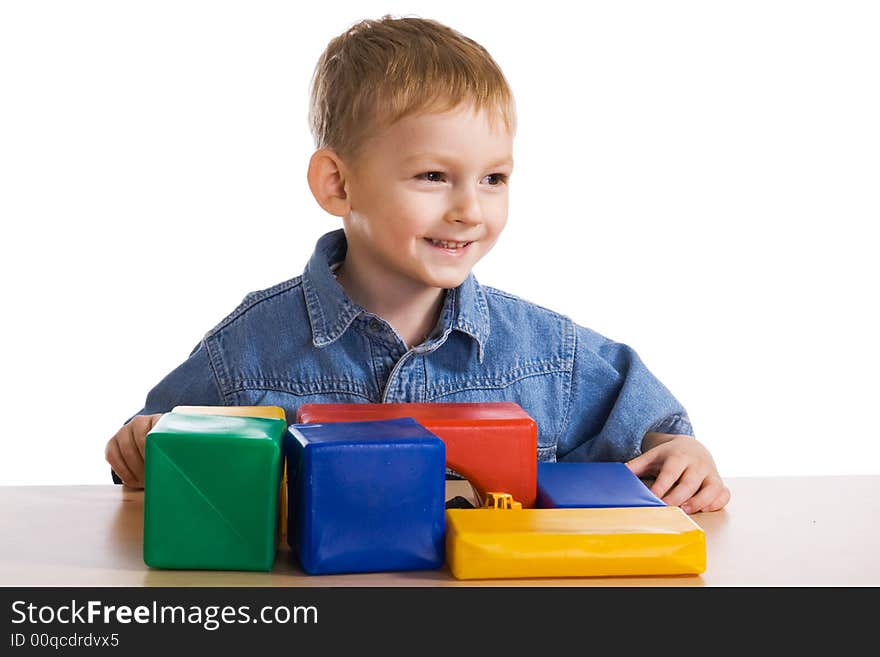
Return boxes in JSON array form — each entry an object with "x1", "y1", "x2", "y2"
[{"x1": 369, "y1": 319, "x2": 383, "y2": 332}]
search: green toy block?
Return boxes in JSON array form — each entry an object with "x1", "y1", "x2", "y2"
[{"x1": 143, "y1": 412, "x2": 286, "y2": 571}]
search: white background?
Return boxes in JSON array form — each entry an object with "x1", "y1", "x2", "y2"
[{"x1": 1, "y1": 1, "x2": 877, "y2": 485}]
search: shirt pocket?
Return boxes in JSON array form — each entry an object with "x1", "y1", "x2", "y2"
[{"x1": 425, "y1": 367, "x2": 568, "y2": 455}]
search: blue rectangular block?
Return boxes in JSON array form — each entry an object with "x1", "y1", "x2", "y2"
[
  {"x1": 536, "y1": 462, "x2": 666, "y2": 508},
  {"x1": 285, "y1": 417, "x2": 446, "y2": 575}
]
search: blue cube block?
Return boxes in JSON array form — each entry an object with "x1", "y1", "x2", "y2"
[
  {"x1": 536, "y1": 462, "x2": 666, "y2": 508},
  {"x1": 285, "y1": 417, "x2": 446, "y2": 575}
]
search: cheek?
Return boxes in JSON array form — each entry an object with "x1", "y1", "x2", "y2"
[
  {"x1": 392, "y1": 193, "x2": 437, "y2": 230},
  {"x1": 485, "y1": 198, "x2": 509, "y2": 235},
  {"x1": 351, "y1": 171, "x2": 402, "y2": 214}
]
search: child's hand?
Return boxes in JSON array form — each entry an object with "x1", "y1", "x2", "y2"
[
  {"x1": 626, "y1": 433, "x2": 730, "y2": 514},
  {"x1": 104, "y1": 413, "x2": 163, "y2": 489}
]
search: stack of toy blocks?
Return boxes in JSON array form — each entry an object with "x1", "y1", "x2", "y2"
[
  {"x1": 444, "y1": 462, "x2": 706, "y2": 579},
  {"x1": 296, "y1": 402, "x2": 538, "y2": 508},
  {"x1": 142, "y1": 406, "x2": 286, "y2": 571},
  {"x1": 141, "y1": 401, "x2": 706, "y2": 580},
  {"x1": 286, "y1": 417, "x2": 446, "y2": 575}
]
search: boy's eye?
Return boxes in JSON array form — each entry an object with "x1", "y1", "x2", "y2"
[
  {"x1": 483, "y1": 173, "x2": 509, "y2": 186},
  {"x1": 419, "y1": 171, "x2": 446, "y2": 182}
]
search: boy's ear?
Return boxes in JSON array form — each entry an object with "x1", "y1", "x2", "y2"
[{"x1": 307, "y1": 148, "x2": 351, "y2": 217}]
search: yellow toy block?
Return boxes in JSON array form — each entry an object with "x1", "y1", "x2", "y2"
[
  {"x1": 171, "y1": 405, "x2": 289, "y2": 542},
  {"x1": 172, "y1": 405, "x2": 286, "y2": 420},
  {"x1": 445, "y1": 505, "x2": 706, "y2": 580}
]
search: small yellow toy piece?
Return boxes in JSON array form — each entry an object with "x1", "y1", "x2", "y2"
[
  {"x1": 482, "y1": 492, "x2": 522, "y2": 510},
  {"x1": 171, "y1": 405, "x2": 289, "y2": 542},
  {"x1": 445, "y1": 506, "x2": 706, "y2": 580}
]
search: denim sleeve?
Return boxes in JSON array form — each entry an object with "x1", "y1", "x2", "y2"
[
  {"x1": 556, "y1": 324, "x2": 693, "y2": 464},
  {"x1": 110, "y1": 339, "x2": 224, "y2": 483}
]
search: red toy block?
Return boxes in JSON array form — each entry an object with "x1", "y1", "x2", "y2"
[{"x1": 296, "y1": 402, "x2": 538, "y2": 508}]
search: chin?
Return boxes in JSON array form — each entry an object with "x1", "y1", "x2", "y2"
[{"x1": 424, "y1": 273, "x2": 469, "y2": 290}]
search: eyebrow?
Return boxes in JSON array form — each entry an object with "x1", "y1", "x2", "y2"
[{"x1": 403, "y1": 153, "x2": 514, "y2": 168}]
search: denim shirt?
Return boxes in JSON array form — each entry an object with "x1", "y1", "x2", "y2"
[{"x1": 118, "y1": 229, "x2": 692, "y2": 482}]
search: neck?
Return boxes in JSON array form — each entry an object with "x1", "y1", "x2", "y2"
[{"x1": 335, "y1": 262, "x2": 445, "y2": 349}]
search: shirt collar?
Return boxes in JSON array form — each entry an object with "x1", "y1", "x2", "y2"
[{"x1": 301, "y1": 229, "x2": 490, "y2": 361}]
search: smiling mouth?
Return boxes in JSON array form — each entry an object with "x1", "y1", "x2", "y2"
[{"x1": 425, "y1": 238, "x2": 473, "y2": 250}]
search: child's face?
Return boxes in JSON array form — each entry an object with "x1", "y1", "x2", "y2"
[{"x1": 341, "y1": 103, "x2": 514, "y2": 292}]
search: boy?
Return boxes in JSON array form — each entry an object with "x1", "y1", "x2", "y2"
[{"x1": 105, "y1": 15, "x2": 729, "y2": 514}]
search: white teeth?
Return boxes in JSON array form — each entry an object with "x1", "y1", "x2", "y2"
[{"x1": 428, "y1": 239, "x2": 470, "y2": 249}]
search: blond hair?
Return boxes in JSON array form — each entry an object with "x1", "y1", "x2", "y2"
[{"x1": 308, "y1": 15, "x2": 517, "y2": 162}]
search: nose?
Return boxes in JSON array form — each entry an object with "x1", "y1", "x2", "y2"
[{"x1": 444, "y1": 184, "x2": 482, "y2": 226}]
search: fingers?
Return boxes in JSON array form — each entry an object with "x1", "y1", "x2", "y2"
[
  {"x1": 117, "y1": 424, "x2": 145, "y2": 483},
  {"x1": 128, "y1": 414, "x2": 161, "y2": 461},
  {"x1": 661, "y1": 467, "x2": 704, "y2": 509},
  {"x1": 126, "y1": 417, "x2": 147, "y2": 463},
  {"x1": 629, "y1": 438, "x2": 691, "y2": 498},
  {"x1": 679, "y1": 481, "x2": 717, "y2": 514},
  {"x1": 104, "y1": 414, "x2": 162, "y2": 489},
  {"x1": 640, "y1": 455, "x2": 728, "y2": 514},
  {"x1": 625, "y1": 450, "x2": 659, "y2": 478},
  {"x1": 668, "y1": 476, "x2": 731, "y2": 514},
  {"x1": 647, "y1": 456, "x2": 686, "y2": 500},
  {"x1": 677, "y1": 474, "x2": 723, "y2": 513},
  {"x1": 629, "y1": 434, "x2": 730, "y2": 513},
  {"x1": 704, "y1": 485, "x2": 731, "y2": 512},
  {"x1": 104, "y1": 436, "x2": 140, "y2": 488}
]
